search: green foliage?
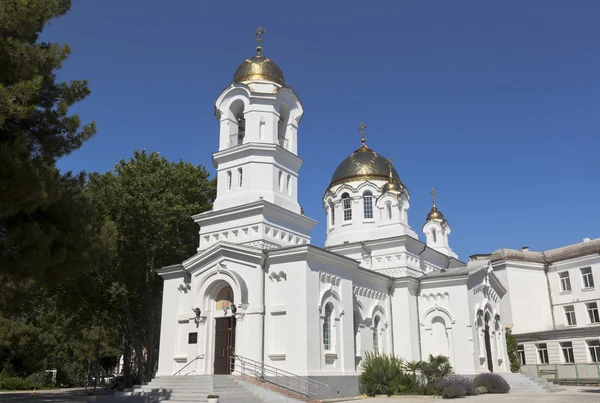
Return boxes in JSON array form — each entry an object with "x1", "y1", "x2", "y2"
[
  {"x1": 0, "y1": 0, "x2": 99, "y2": 286},
  {"x1": 477, "y1": 386, "x2": 488, "y2": 394},
  {"x1": 474, "y1": 373, "x2": 510, "y2": 394},
  {"x1": 359, "y1": 353, "x2": 455, "y2": 396},
  {"x1": 442, "y1": 384, "x2": 466, "y2": 399},
  {"x1": 207, "y1": 395, "x2": 219, "y2": 398},
  {"x1": 505, "y1": 328, "x2": 520, "y2": 373},
  {"x1": 0, "y1": 376, "x2": 33, "y2": 390}
]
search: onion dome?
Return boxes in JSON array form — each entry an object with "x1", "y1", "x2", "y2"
[
  {"x1": 233, "y1": 27, "x2": 285, "y2": 86},
  {"x1": 329, "y1": 141, "x2": 405, "y2": 188},
  {"x1": 426, "y1": 188, "x2": 446, "y2": 223}
]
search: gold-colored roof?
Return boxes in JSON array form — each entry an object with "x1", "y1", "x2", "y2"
[
  {"x1": 233, "y1": 55, "x2": 285, "y2": 85},
  {"x1": 426, "y1": 206, "x2": 446, "y2": 222},
  {"x1": 329, "y1": 143, "x2": 403, "y2": 188}
]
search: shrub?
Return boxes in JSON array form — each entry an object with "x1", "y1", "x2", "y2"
[
  {"x1": 359, "y1": 352, "x2": 404, "y2": 396},
  {"x1": 0, "y1": 377, "x2": 34, "y2": 390},
  {"x1": 207, "y1": 395, "x2": 219, "y2": 398},
  {"x1": 26, "y1": 372, "x2": 52, "y2": 389},
  {"x1": 477, "y1": 386, "x2": 488, "y2": 394},
  {"x1": 429, "y1": 377, "x2": 478, "y2": 396},
  {"x1": 474, "y1": 373, "x2": 510, "y2": 394},
  {"x1": 449, "y1": 376, "x2": 479, "y2": 396},
  {"x1": 442, "y1": 384, "x2": 466, "y2": 399}
]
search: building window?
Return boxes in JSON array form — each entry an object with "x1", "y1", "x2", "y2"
[
  {"x1": 238, "y1": 168, "x2": 243, "y2": 188},
  {"x1": 286, "y1": 174, "x2": 292, "y2": 196},
  {"x1": 588, "y1": 340, "x2": 600, "y2": 363},
  {"x1": 432, "y1": 229, "x2": 437, "y2": 243},
  {"x1": 329, "y1": 202, "x2": 335, "y2": 226},
  {"x1": 342, "y1": 193, "x2": 352, "y2": 221},
  {"x1": 227, "y1": 171, "x2": 232, "y2": 190},
  {"x1": 559, "y1": 271, "x2": 572, "y2": 292},
  {"x1": 188, "y1": 332, "x2": 198, "y2": 344},
  {"x1": 561, "y1": 342, "x2": 574, "y2": 363},
  {"x1": 587, "y1": 302, "x2": 600, "y2": 324},
  {"x1": 386, "y1": 202, "x2": 392, "y2": 220},
  {"x1": 323, "y1": 303, "x2": 332, "y2": 351},
  {"x1": 537, "y1": 343, "x2": 549, "y2": 364},
  {"x1": 363, "y1": 191, "x2": 373, "y2": 219},
  {"x1": 564, "y1": 305, "x2": 577, "y2": 326},
  {"x1": 581, "y1": 267, "x2": 595, "y2": 289},
  {"x1": 278, "y1": 171, "x2": 283, "y2": 191},
  {"x1": 373, "y1": 316, "x2": 380, "y2": 354},
  {"x1": 517, "y1": 344, "x2": 526, "y2": 365}
]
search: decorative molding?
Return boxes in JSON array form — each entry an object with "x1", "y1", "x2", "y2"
[
  {"x1": 269, "y1": 269, "x2": 287, "y2": 281},
  {"x1": 353, "y1": 285, "x2": 387, "y2": 301},
  {"x1": 177, "y1": 283, "x2": 191, "y2": 293},
  {"x1": 421, "y1": 292, "x2": 450, "y2": 301},
  {"x1": 268, "y1": 353, "x2": 286, "y2": 361},
  {"x1": 245, "y1": 240, "x2": 281, "y2": 250},
  {"x1": 320, "y1": 271, "x2": 341, "y2": 286}
]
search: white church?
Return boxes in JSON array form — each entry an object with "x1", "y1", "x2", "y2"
[{"x1": 155, "y1": 31, "x2": 511, "y2": 398}]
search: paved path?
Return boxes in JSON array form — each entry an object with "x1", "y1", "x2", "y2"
[{"x1": 348, "y1": 386, "x2": 600, "y2": 403}]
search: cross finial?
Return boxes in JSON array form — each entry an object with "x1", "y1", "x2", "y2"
[
  {"x1": 387, "y1": 157, "x2": 394, "y2": 178},
  {"x1": 358, "y1": 122, "x2": 367, "y2": 144},
  {"x1": 254, "y1": 26, "x2": 266, "y2": 55},
  {"x1": 429, "y1": 188, "x2": 437, "y2": 207}
]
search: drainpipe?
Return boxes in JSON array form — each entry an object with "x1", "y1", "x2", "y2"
[
  {"x1": 260, "y1": 250, "x2": 268, "y2": 378},
  {"x1": 388, "y1": 282, "x2": 395, "y2": 356},
  {"x1": 542, "y1": 255, "x2": 556, "y2": 330},
  {"x1": 415, "y1": 244, "x2": 427, "y2": 361}
]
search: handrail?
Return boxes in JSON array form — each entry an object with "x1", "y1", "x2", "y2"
[
  {"x1": 173, "y1": 354, "x2": 202, "y2": 376},
  {"x1": 231, "y1": 354, "x2": 327, "y2": 400}
]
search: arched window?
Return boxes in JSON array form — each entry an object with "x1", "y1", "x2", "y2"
[
  {"x1": 227, "y1": 171, "x2": 232, "y2": 190},
  {"x1": 286, "y1": 174, "x2": 292, "y2": 196},
  {"x1": 386, "y1": 202, "x2": 392, "y2": 220},
  {"x1": 278, "y1": 171, "x2": 283, "y2": 191},
  {"x1": 363, "y1": 191, "x2": 373, "y2": 219},
  {"x1": 373, "y1": 316, "x2": 380, "y2": 354},
  {"x1": 329, "y1": 202, "x2": 335, "y2": 226},
  {"x1": 342, "y1": 193, "x2": 352, "y2": 221},
  {"x1": 323, "y1": 303, "x2": 333, "y2": 351},
  {"x1": 238, "y1": 168, "x2": 243, "y2": 188},
  {"x1": 236, "y1": 115, "x2": 245, "y2": 145},
  {"x1": 432, "y1": 228, "x2": 437, "y2": 243}
]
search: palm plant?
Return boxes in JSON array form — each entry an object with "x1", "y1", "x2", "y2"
[{"x1": 402, "y1": 360, "x2": 423, "y2": 381}]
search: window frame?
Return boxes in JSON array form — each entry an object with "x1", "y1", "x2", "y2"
[
  {"x1": 560, "y1": 341, "x2": 575, "y2": 364},
  {"x1": 363, "y1": 191, "x2": 373, "y2": 219},
  {"x1": 517, "y1": 344, "x2": 526, "y2": 365},
  {"x1": 588, "y1": 340, "x2": 600, "y2": 363},
  {"x1": 238, "y1": 168, "x2": 243, "y2": 188},
  {"x1": 342, "y1": 193, "x2": 352, "y2": 222},
  {"x1": 587, "y1": 302, "x2": 600, "y2": 324},
  {"x1": 581, "y1": 267, "x2": 595, "y2": 289},
  {"x1": 564, "y1": 305, "x2": 577, "y2": 326},
  {"x1": 537, "y1": 343, "x2": 549, "y2": 364},
  {"x1": 227, "y1": 170, "x2": 232, "y2": 190},
  {"x1": 373, "y1": 316, "x2": 380, "y2": 354},
  {"x1": 323, "y1": 303, "x2": 333, "y2": 351},
  {"x1": 559, "y1": 271, "x2": 572, "y2": 292}
]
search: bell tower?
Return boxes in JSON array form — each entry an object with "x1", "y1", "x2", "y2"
[
  {"x1": 212, "y1": 27, "x2": 303, "y2": 214},
  {"x1": 195, "y1": 28, "x2": 316, "y2": 252},
  {"x1": 422, "y1": 189, "x2": 458, "y2": 259}
]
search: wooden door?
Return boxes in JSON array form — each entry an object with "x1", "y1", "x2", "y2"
[{"x1": 214, "y1": 317, "x2": 235, "y2": 374}]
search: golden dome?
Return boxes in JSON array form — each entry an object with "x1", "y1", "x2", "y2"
[
  {"x1": 329, "y1": 143, "x2": 404, "y2": 188},
  {"x1": 382, "y1": 179, "x2": 404, "y2": 195},
  {"x1": 426, "y1": 205, "x2": 446, "y2": 222},
  {"x1": 233, "y1": 54, "x2": 285, "y2": 86}
]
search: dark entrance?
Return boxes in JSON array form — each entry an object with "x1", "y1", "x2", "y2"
[
  {"x1": 213, "y1": 317, "x2": 236, "y2": 374},
  {"x1": 484, "y1": 315, "x2": 493, "y2": 372}
]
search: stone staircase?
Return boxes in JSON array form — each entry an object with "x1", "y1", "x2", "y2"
[
  {"x1": 499, "y1": 372, "x2": 564, "y2": 393},
  {"x1": 121, "y1": 375, "x2": 266, "y2": 403}
]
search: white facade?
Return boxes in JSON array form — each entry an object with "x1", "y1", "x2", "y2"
[
  {"x1": 155, "y1": 45, "x2": 511, "y2": 398},
  {"x1": 482, "y1": 239, "x2": 600, "y2": 374}
]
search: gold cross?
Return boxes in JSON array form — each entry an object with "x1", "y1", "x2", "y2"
[
  {"x1": 358, "y1": 122, "x2": 367, "y2": 143},
  {"x1": 255, "y1": 27, "x2": 266, "y2": 55},
  {"x1": 429, "y1": 188, "x2": 437, "y2": 206},
  {"x1": 387, "y1": 157, "x2": 394, "y2": 177}
]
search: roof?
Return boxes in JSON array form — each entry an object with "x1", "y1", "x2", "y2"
[
  {"x1": 422, "y1": 259, "x2": 488, "y2": 279},
  {"x1": 487, "y1": 238, "x2": 600, "y2": 265}
]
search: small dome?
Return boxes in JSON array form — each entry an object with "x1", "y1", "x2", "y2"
[
  {"x1": 329, "y1": 143, "x2": 403, "y2": 188},
  {"x1": 233, "y1": 55, "x2": 285, "y2": 86},
  {"x1": 382, "y1": 179, "x2": 404, "y2": 195},
  {"x1": 426, "y1": 206, "x2": 446, "y2": 222}
]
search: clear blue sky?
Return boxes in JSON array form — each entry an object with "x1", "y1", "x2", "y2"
[{"x1": 46, "y1": 1, "x2": 599, "y2": 259}]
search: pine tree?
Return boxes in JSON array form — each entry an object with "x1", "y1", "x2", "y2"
[{"x1": 0, "y1": 0, "x2": 98, "y2": 284}]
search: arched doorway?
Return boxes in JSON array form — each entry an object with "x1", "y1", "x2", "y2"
[{"x1": 213, "y1": 285, "x2": 236, "y2": 374}]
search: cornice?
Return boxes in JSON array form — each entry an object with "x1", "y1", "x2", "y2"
[
  {"x1": 156, "y1": 264, "x2": 185, "y2": 280},
  {"x1": 182, "y1": 241, "x2": 262, "y2": 274},
  {"x1": 212, "y1": 142, "x2": 303, "y2": 171}
]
